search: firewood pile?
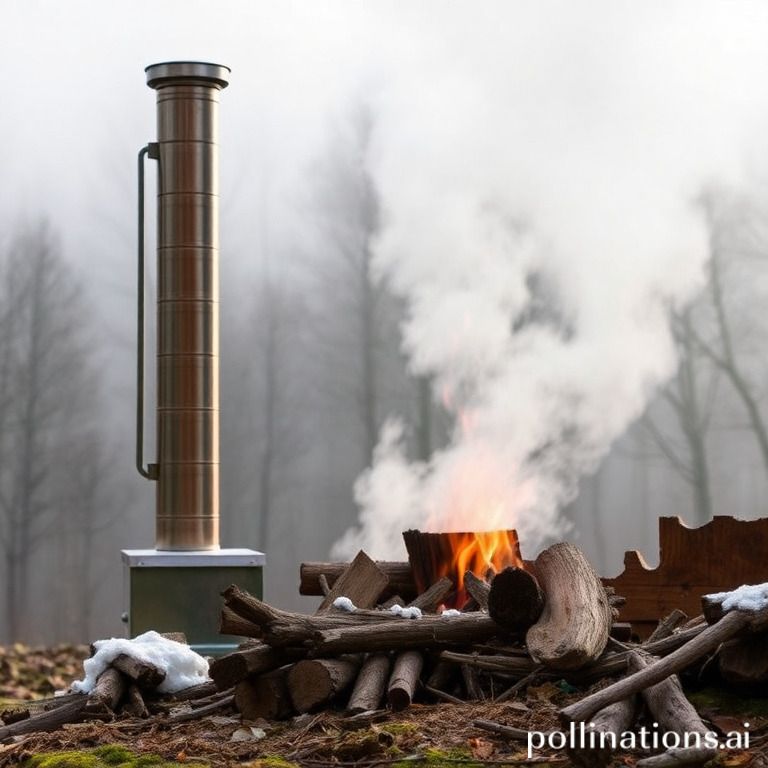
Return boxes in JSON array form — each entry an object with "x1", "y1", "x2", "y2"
[{"x1": 214, "y1": 540, "x2": 768, "y2": 767}]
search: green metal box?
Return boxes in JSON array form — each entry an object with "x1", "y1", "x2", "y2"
[{"x1": 122, "y1": 549, "x2": 265, "y2": 656}]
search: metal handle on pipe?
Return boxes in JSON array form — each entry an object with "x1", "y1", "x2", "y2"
[{"x1": 137, "y1": 143, "x2": 159, "y2": 481}]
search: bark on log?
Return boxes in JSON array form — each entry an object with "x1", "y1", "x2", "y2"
[
  {"x1": 426, "y1": 660, "x2": 458, "y2": 693},
  {"x1": 567, "y1": 696, "x2": 638, "y2": 768},
  {"x1": 646, "y1": 610, "x2": 688, "y2": 645},
  {"x1": 86, "y1": 668, "x2": 127, "y2": 714},
  {"x1": 223, "y1": 585, "x2": 418, "y2": 647},
  {"x1": 473, "y1": 719, "x2": 531, "y2": 742},
  {"x1": 629, "y1": 652, "x2": 716, "y2": 767},
  {"x1": 526, "y1": 543, "x2": 613, "y2": 670},
  {"x1": 311, "y1": 613, "x2": 499, "y2": 654},
  {"x1": 209, "y1": 644, "x2": 296, "y2": 691},
  {"x1": 719, "y1": 632, "x2": 768, "y2": 684},
  {"x1": 408, "y1": 577, "x2": 453, "y2": 612},
  {"x1": 0, "y1": 698, "x2": 89, "y2": 742},
  {"x1": 461, "y1": 663, "x2": 483, "y2": 700},
  {"x1": 627, "y1": 652, "x2": 711, "y2": 738},
  {"x1": 288, "y1": 657, "x2": 361, "y2": 713},
  {"x1": 111, "y1": 654, "x2": 166, "y2": 689},
  {"x1": 347, "y1": 654, "x2": 391, "y2": 713},
  {"x1": 301, "y1": 561, "x2": 415, "y2": 599},
  {"x1": 560, "y1": 609, "x2": 750, "y2": 724},
  {"x1": 235, "y1": 666, "x2": 293, "y2": 720},
  {"x1": 442, "y1": 625, "x2": 705, "y2": 684},
  {"x1": 387, "y1": 651, "x2": 423, "y2": 712},
  {"x1": 318, "y1": 550, "x2": 389, "y2": 612},
  {"x1": 488, "y1": 566, "x2": 544, "y2": 632},
  {"x1": 125, "y1": 684, "x2": 149, "y2": 718},
  {"x1": 463, "y1": 572, "x2": 490, "y2": 610},
  {"x1": 220, "y1": 606, "x2": 263, "y2": 638}
]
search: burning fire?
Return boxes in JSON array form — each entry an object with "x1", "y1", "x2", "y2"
[{"x1": 443, "y1": 529, "x2": 523, "y2": 605}]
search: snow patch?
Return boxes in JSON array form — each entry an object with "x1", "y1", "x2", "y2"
[
  {"x1": 706, "y1": 583, "x2": 768, "y2": 613},
  {"x1": 390, "y1": 604, "x2": 422, "y2": 619},
  {"x1": 332, "y1": 597, "x2": 357, "y2": 613},
  {"x1": 70, "y1": 630, "x2": 209, "y2": 694},
  {"x1": 440, "y1": 609, "x2": 462, "y2": 618}
]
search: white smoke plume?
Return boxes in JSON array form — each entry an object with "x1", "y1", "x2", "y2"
[{"x1": 333, "y1": 1, "x2": 768, "y2": 560}]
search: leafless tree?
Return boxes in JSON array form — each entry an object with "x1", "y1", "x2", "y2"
[
  {"x1": 309, "y1": 104, "x2": 408, "y2": 465},
  {"x1": 0, "y1": 221, "x2": 112, "y2": 641},
  {"x1": 643, "y1": 307, "x2": 719, "y2": 524}
]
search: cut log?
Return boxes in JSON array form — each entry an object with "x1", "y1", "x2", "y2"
[
  {"x1": 209, "y1": 644, "x2": 297, "y2": 691},
  {"x1": 718, "y1": 632, "x2": 768, "y2": 685},
  {"x1": 347, "y1": 654, "x2": 391, "y2": 713},
  {"x1": 310, "y1": 612, "x2": 499, "y2": 654},
  {"x1": 488, "y1": 566, "x2": 544, "y2": 632},
  {"x1": 408, "y1": 577, "x2": 453, "y2": 612},
  {"x1": 567, "y1": 697, "x2": 638, "y2": 768},
  {"x1": 318, "y1": 550, "x2": 389, "y2": 613},
  {"x1": 526, "y1": 543, "x2": 612, "y2": 670},
  {"x1": 646, "y1": 610, "x2": 688, "y2": 644},
  {"x1": 463, "y1": 571, "x2": 490, "y2": 610},
  {"x1": 235, "y1": 666, "x2": 293, "y2": 720},
  {"x1": 387, "y1": 651, "x2": 423, "y2": 712},
  {"x1": 288, "y1": 657, "x2": 361, "y2": 713},
  {"x1": 560, "y1": 609, "x2": 751, "y2": 724},
  {"x1": 301, "y1": 561, "x2": 416, "y2": 600},
  {"x1": 111, "y1": 653, "x2": 165, "y2": 689},
  {"x1": 86, "y1": 668, "x2": 127, "y2": 714}
]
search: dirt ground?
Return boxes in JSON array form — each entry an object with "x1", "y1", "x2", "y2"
[{"x1": 2, "y1": 645, "x2": 768, "y2": 767}]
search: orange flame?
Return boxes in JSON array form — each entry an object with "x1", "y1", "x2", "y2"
[{"x1": 424, "y1": 530, "x2": 523, "y2": 607}]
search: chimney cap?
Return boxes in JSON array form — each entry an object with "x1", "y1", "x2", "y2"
[{"x1": 145, "y1": 61, "x2": 230, "y2": 90}]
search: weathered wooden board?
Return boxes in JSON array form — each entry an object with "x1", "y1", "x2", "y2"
[{"x1": 603, "y1": 516, "x2": 768, "y2": 638}]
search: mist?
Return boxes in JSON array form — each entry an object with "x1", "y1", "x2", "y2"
[{"x1": 4, "y1": 1, "x2": 768, "y2": 641}]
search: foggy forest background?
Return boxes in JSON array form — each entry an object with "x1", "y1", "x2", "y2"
[{"x1": 5, "y1": 1, "x2": 768, "y2": 643}]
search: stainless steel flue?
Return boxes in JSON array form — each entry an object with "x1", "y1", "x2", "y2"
[{"x1": 138, "y1": 61, "x2": 229, "y2": 550}]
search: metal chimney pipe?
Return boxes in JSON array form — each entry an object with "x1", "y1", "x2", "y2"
[{"x1": 143, "y1": 61, "x2": 229, "y2": 550}]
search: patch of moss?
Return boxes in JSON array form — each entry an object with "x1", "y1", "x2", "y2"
[
  {"x1": 25, "y1": 747, "x2": 207, "y2": 768},
  {"x1": 91, "y1": 746, "x2": 135, "y2": 765},
  {"x1": 254, "y1": 759, "x2": 299, "y2": 768},
  {"x1": 28, "y1": 752, "x2": 101, "y2": 768},
  {"x1": 379, "y1": 721, "x2": 420, "y2": 736}
]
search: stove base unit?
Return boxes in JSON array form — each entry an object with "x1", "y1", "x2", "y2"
[{"x1": 122, "y1": 548, "x2": 265, "y2": 656}]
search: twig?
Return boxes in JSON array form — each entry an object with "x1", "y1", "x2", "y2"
[
  {"x1": 165, "y1": 693, "x2": 234, "y2": 723},
  {"x1": 495, "y1": 666, "x2": 544, "y2": 702},
  {"x1": 423, "y1": 684, "x2": 464, "y2": 704}
]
